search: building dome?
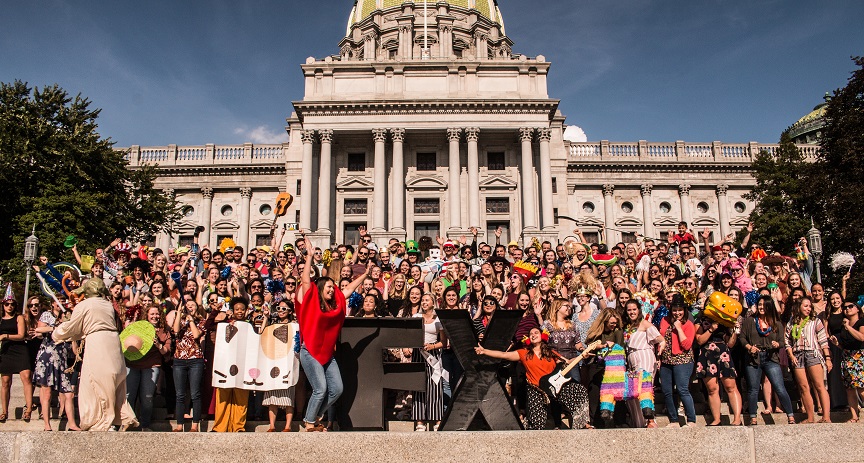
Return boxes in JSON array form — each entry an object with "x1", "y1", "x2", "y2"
[
  {"x1": 348, "y1": 0, "x2": 504, "y2": 32},
  {"x1": 788, "y1": 94, "x2": 828, "y2": 144}
]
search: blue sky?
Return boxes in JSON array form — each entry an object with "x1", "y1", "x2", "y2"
[{"x1": 2, "y1": 0, "x2": 862, "y2": 147}]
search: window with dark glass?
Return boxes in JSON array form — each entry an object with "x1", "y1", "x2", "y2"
[
  {"x1": 348, "y1": 153, "x2": 366, "y2": 172},
  {"x1": 414, "y1": 198, "x2": 440, "y2": 214},
  {"x1": 486, "y1": 197, "x2": 510, "y2": 214},
  {"x1": 344, "y1": 199, "x2": 368, "y2": 215},
  {"x1": 416, "y1": 152, "x2": 437, "y2": 171},
  {"x1": 487, "y1": 152, "x2": 505, "y2": 170}
]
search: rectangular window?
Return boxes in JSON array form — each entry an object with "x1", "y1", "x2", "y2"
[
  {"x1": 344, "y1": 199, "x2": 368, "y2": 215},
  {"x1": 621, "y1": 232, "x2": 637, "y2": 244},
  {"x1": 416, "y1": 152, "x2": 437, "y2": 171},
  {"x1": 486, "y1": 221, "x2": 510, "y2": 245},
  {"x1": 582, "y1": 232, "x2": 600, "y2": 244},
  {"x1": 553, "y1": 208, "x2": 559, "y2": 225},
  {"x1": 414, "y1": 198, "x2": 440, "y2": 214},
  {"x1": 177, "y1": 236, "x2": 193, "y2": 248},
  {"x1": 216, "y1": 234, "x2": 234, "y2": 246},
  {"x1": 486, "y1": 197, "x2": 510, "y2": 214},
  {"x1": 659, "y1": 231, "x2": 670, "y2": 243},
  {"x1": 296, "y1": 179, "x2": 301, "y2": 195},
  {"x1": 348, "y1": 153, "x2": 366, "y2": 172},
  {"x1": 487, "y1": 152, "x2": 505, "y2": 170},
  {"x1": 255, "y1": 234, "x2": 271, "y2": 246},
  {"x1": 413, "y1": 222, "x2": 440, "y2": 243},
  {"x1": 343, "y1": 223, "x2": 365, "y2": 246},
  {"x1": 552, "y1": 178, "x2": 558, "y2": 194}
]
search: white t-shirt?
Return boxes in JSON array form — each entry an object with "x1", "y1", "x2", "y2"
[{"x1": 413, "y1": 313, "x2": 443, "y2": 345}]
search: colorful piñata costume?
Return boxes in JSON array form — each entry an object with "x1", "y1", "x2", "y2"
[{"x1": 598, "y1": 344, "x2": 654, "y2": 426}]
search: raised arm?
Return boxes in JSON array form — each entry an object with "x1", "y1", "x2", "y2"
[
  {"x1": 297, "y1": 235, "x2": 314, "y2": 305},
  {"x1": 474, "y1": 345, "x2": 520, "y2": 362}
]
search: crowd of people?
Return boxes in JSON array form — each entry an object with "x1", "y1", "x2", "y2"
[{"x1": 0, "y1": 219, "x2": 862, "y2": 431}]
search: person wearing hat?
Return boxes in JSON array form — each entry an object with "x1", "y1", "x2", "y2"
[
  {"x1": 53, "y1": 278, "x2": 139, "y2": 431},
  {"x1": 124, "y1": 306, "x2": 172, "y2": 431},
  {"x1": 1, "y1": 286, "x2": 35, "y2": 424}
]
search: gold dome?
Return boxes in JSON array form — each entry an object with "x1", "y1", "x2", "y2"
[{"x1": 347, "y1": 0, "x2": 503, "y2": 32}]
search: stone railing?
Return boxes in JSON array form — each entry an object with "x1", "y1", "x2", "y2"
[
  {"x1": 567, "y1": 140, "x2": 820, "y2": 163},
  {"x1": 117, "y1": 143, "x2": 287, "y2": 167}
]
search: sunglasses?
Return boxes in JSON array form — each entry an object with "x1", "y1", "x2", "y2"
[
  {"x1": 3, "y1": 302, "x2": 14, "y2": 306},
  {"x1": 277, "y1": 307, "x2": 290, "y2": 312},
  {"x1": 358, "y1": 252, "x2": 368, "y2": 257},
  {"x1": 483, "y1": 301, "x2": 496, "y2": 306},
  {"x1": 285, "y1": 282, "x2": 297, "y2": 286},
  {"x1": 845, "y1": 305, "x2": 857, "y2": 310},
  {"x1": 28, "y1": 303, "x2": 40, "y2": 307},
  {"x1": 480, "y1": 250, "x2": 490, "y2": 254},
  {"x1": 209, "y1": 299, "x2": 220, "y2": 304}
]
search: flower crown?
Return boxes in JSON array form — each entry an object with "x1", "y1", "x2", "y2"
[{"x1": 521, "y1": 329, "x2": 551, "y2": 346}]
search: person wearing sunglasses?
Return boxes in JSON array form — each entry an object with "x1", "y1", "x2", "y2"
[
  {"x1": 259, "y1": 300, "x2": 297, "y2": 432},
  {"x1": 1, "y1": 293, "x2": 34, "y2": 424}
]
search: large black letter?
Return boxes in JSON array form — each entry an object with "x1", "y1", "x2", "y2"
[
  {"x1": 438, "y1": 310, "x2": 523, "y2": 431},
  {"x1": 336, "y1": 318, "x2": 426, "y2": 430}
]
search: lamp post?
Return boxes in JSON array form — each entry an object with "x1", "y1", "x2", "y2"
[
  {"x1": 22, "y1": 226, "x2": 38, "y2": 310},
  {"x1": 807, "y1": 218, "x2": 822, "y2": 284}
]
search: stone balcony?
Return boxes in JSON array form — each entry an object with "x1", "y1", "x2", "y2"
[
  {"x1": 566, "y1": 140, "x2": 819, "y2": 165},
  {"x1": 118, "y1": 143, "x2": 288, "y2": 168}
]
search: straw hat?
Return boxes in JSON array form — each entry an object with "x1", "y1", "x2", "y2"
[{"x1": 119, "y1": 320, "x2": 156, "y2": 361}]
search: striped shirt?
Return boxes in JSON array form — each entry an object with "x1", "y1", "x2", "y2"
[{"x1": 785, "y1": 318, "x2": 828, "y2": 353}]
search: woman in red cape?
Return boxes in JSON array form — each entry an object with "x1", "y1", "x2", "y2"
[{"x1": 296, "y1": 236, "x2": 369, "y2": 432}]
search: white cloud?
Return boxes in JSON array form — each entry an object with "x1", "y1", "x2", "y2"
[{"x1": 234, "y1": 125, "x2": 289, "y2": 144}]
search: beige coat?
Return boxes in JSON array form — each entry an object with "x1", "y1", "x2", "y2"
[{"x1": 53, "y1": 296, "x2": 137, "y2": 430}]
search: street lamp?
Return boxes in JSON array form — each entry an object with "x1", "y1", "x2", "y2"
[
  {"x1": 807, "y1": 218, "x2": 822, "y2": 284},
  {"x1": 22, "y1": 225, "x2": 38, "y2": 310}
]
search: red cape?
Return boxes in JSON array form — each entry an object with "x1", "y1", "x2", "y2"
[{"x1": 296, "y1": 286, "x2": 346, "y2": 365}]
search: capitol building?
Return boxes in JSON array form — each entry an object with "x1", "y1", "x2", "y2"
[{"x1": 121, "y1": 0, "x2": 819, "y2": 252}]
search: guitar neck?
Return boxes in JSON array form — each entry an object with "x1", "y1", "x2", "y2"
[{"x1": 559, "y1": 342, "x2": 599, "y2": 375}]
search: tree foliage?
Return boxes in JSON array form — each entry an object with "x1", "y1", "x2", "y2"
[
  {"x1": 743, "y1": 132, "x2": 814, "y2": 254},
  {"x1": 0, "y1": 80, "x2": 181, "y2": 280}
]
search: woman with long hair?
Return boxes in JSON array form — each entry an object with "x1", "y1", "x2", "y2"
[
  {"x1": 826, "y1": 290, "x2": 849, "y2": 411},
  {"x1": 171, "y1": 298, "x2": 206, "y2": 432},
  {"x1": 739, "y1": 295, "x2": 796, "y2": 425},
  {"x1": 260, "y1": 299, "x2": 297, "y2": 432},
  {"x1": 583, "y1": 308, "x2": 624, "y2": 427},
  {"x1": 32, "y1": 298, "x2": 80, "y2": 431},
  {"x1": 296, "y1": 236, "x2": 369, "y2": 432},
  {"x1": 831, "y1": 300, "x2": 864, "y2": 422},
  {"x1": 383, "y1": 273, "x2": 408, "y2": 317},
  {"x1": 398, "y1": 286, "x2": 423, "y2": 318},
  {"x1": 658, "y1": 294, "x2": 697, "y2": 426},
  {"x1": 695, "y1": 312, "x2": 743, "y2": 426},
  {"x1": 475, "y1": 327, "x2": 590, "y2": 430},
  {"x1": 623, "y1": 299, "x2": 664, "y2": 428},
  {"x1": 412, "y1": 293, "x2": 446, "y2": 431},
  {"x1": 461, "y1": 275, "x2": 486, "y2": 317},
  {"x1": 126, "y1": 305, "x2": 172, "y2": 431},
  {"x1": 1, "y1": 294, "x2": 34, "y2": 423},
  {"x1": 785, "y1": 296, "x2": 832, "y2": 423},
  {"x1": 472, "y1": 295, "x2": 499, "y2": 343}
]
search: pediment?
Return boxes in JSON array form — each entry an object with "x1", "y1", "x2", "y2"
[
  {"x1": 479, "y1": 175, "x2": 518, "y2": 191},
  {"x1": 615, "y1": 217, "x2": 643, "y2": 227},
  {"x1": 174, "y1": 220, "x2": 198, "y2": 231},
  {"x1": 336, "y1": 176, "x2": 375, "y2": 191},
  {"x1": 578, "y1": 217, "x2": 605, "y2": 227},
  {"x1": 212, "y1": 220, "x2": 239, "y2": 230},
  {"x1": 691, "y1": 217, "x2": 719, "y2": 227},
  {"x1": 653, "y1": 217, "x2": 680, "y2": 227},
  {"x1": 250, "y1": 219, "x2": 274, "y2": 229},
  {"x1": 406, "y1": 175, "x2": 448, "y2": 191},
  {"x1": 729, "y1": 216, "x2": 750, "y2": 226}
]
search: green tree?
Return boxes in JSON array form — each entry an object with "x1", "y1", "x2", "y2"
[
  {"x1": 0, "y1": 80, "x2": 181, "y2": 281},
  {"x1": 811, "y1": 55, "x2": 864, "y2": 295},
  {"x1": 742, "y1": 132, "x2": 813, "y2": 254}
]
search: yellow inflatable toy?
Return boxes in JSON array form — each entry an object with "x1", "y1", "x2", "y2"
[{"x1": 703, "y1": 291, "x2": 743, "y2": 328}]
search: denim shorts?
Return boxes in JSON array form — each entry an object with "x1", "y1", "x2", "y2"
[{"x1": 793, "y1": 350, "x2": 821, "y2": 369}]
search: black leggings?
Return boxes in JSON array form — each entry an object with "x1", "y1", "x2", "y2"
[{"x1": 526, "y1": 382, "x2": 589, "y2": 430}]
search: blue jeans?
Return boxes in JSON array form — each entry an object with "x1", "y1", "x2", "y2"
[
  {"x1": 299, "y1": 345, "x2": 343, "y2": 425},
  {"x1": 173, "y1": 358, "x2": 205, "y2": 424},
  {"x1": 659, "y1": 362, "x2": 696, "y2": 423},
  {"x1": 127, "y1": 366, "x2": 160, "y2": 428},
  {"x1": 744, "y1": 352, "x2": 794, "y2": 417}
]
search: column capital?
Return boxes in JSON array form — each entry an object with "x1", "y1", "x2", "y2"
[
  {"x1": 372, "y1": 128, "x2": 388, "y2": 143},
  {"x1": 602, "y1": 184, "x2": 615, "y2": 196},
  {"x1": 678, "y1": 184, "x2": 691, "y2": 195},
  {"x1": 201, "y1": 187, "x2": 214, "y2": 199},
  {"x1": 640, "y1": 184, "x2": 653, "y2": 196},
  {"x1": 537, "y1": 127, "x2": 552, "y2": 142},
  {"x1": 519, "y1": 127, "x2": 534, "y2": 142},
  {"x1": 464, "y1": 127, "x2": 480, "y2": 142},
  {"x1": 447, "y1": 127, "x2": 462, "y2": 142},
  {"x1": 240, "y1": 187, "x2": 253, "y2": 198},
  {"x1": 300, "y1": 130, "x2": 316, "y2": 144},
  {"x1": 716, "y1": 184, "x2": 729, "y2": 196},
  {"x1": 390, "y1": 128, "x2": 405, "y2": 142},
  {"x1": 162, "y1": 188, "x2": 175, "y2": 198},
  {"x1": 318, "y1": 129, "x2": 333, "y2": 143}
]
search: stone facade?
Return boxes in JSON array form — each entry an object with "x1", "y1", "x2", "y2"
[{"x1": 118, "y1": 1, "x2": 819, "y2": 251}]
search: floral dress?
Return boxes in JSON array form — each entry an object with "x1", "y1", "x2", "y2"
[
  {"x1": 32, "y1": 311, "x2": 75, "y2": 393},
  {"x1": 695, "y1": 322, "x2": 737, "y2": 379}
]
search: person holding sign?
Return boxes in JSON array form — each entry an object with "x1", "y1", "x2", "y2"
[
  {"x1": 212, "y1": 297, "x2": 253, "y2": 432},
  {"x1": 296, "y1": 235, "x2": 369, "y2": 432}
]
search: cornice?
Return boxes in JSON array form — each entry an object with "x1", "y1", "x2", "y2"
[
  {"x1": 566, "y1": 162, "x2": 754, "y2": 174},
  {"x1": 293, "y1": 99, "x2": 559, "y2": 121},
  {"x1": 132, "y1": 165, "x2": 286, "y2": 177}
]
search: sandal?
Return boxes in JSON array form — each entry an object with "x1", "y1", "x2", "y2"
[
  {"x1": 749, "y1": 417, "x2": 758, "y2": 426},
  {"x1": 817, "y1": 418, "x2": 831, "y2": 424},
  {"x1": 0, "y1": 413, "x2": 6, "y2": 423},
  {"x1": 23, "y1": 405, "x2": 33, "y2": 422},
  {"x1": 787, "y1": 417, "x2": 796, "y2": 425},
  {"x1": 847, "y1": 418, "x2": 859, "y2": 423}
]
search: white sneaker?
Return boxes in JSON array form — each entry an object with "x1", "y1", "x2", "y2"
[
  {"x1": 415, "y1": 424, "x2": 427, "y2": 432},
  {"x1": 686, "y1": 422, "x2": 697, "y2": 427},
  {"x1": 432, "y1": 423, "x2": 440, "y2": 431}
]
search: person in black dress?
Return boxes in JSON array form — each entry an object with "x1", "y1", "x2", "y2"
[{"x1": 0, "y1": 293, "x2": 35, "y2": 422}]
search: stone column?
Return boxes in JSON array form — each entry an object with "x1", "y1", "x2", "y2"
[
  {"x1": 447, "y1": 128, "x2": 462, "y2": 231},
  {"x1": 678, "y1": 184, "x2": 692, "y2": 226},
  {"x1": 201, "y1": 187, "x2": 214, "y2": 247},
  {"x1": 161, "y1": 189, "x2": 175, "y2": 251},
  {"x1": 717, "y1": 184, "x2": 730, "y2": 238},
  {"x1": 316, "y1": 129, "x2": 333, "y2": 234},
  {"x1": 519, "y1": 128, "x2": 538, "y2": 230},
  {"x1": 465, "y1": 127, "x2": 480, "y2": 228},
  {"x1": 299, "y1": 130, "x2": 315, "y2": 232},
  {"x1": 537, "y1": 128, "x2": 554, "y2": 229},
  {"x1": 390, "y1": 128, "x2": 406, "y2": 232},
  {"x1": 602, "y1": 184, "x2": 617, "y2": 243},
  {"x1": 239, "y1": 187, "x2": 252, "y2": 251},
  {"x1": 372, "y1": 128, "x2": 389, "y2": 232},
  {"x1": 641, "y1": 184, "x2": 654, "y2": 238}
]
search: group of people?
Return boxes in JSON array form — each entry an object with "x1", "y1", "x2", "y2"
[{"x1": 0, "y1": 219, "x2": 862, "y2": 432}]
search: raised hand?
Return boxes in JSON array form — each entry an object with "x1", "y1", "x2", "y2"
[
  {"x1": 747, "y1": 222, "x2": 754, "y2": 233},
  {"x1": 358, "y1": 225, "x2": 367, "y2": 237},
  {"x1": 701, "y1": 228, "x2": 711, "y2": 240},
  {"x1": 495, "y1": 227, "x2": 502, "y2": 238},
  {"x1": 469, "y1": 226, "x2": 478, "y2": 237}
]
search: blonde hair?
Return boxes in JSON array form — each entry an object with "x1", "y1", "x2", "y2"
[
  {"x1": 544, "y1": 298, "x2": 573, "y2": 330},
  {"x1": 388, "y1": 273, "x2": 408, "y2": 300}
]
